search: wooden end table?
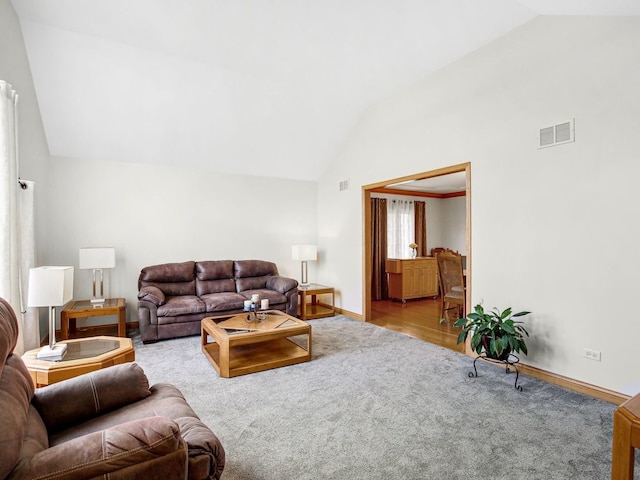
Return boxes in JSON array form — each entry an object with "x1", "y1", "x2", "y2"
[
  {"x1": 60, "y1": 298, "x2": 127, "y2": 339},
  {"x1": 201, "y1": 310, "x2": 311, "y2": 378},
  {"x1": 298, "y1": 284, "x2": 335, "y2": 320},
  {"x1": 22, "y1": 336, "x2": 135, "y2": 387}
]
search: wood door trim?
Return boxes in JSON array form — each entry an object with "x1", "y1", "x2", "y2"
[{"x1": 362, "y1": 162, "x2": 472, "y2": 353}]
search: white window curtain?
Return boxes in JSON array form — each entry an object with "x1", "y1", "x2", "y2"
[
  {"x1": 387, "y1": 199, "x2": 415, "y2": 259},
  {"x1": 0, "y1": 80, "x2": 38, "y2": 354}
]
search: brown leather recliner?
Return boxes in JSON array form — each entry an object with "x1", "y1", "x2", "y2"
[{"x1": 0, "y1": 297, "x2": 225, "y2": 480}]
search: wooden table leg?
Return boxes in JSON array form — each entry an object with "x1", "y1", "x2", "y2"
[
  {"x1": 299, "y1": 291, "x2": 307, "y2": 320},
  {"x1": 118, "y1": 306, "x2": 126, "y2": 337},
  {"x1": 612, "y1": 394, "x2": 640, "y2": 480},
  {"x1": 60, "y1": 310, "x2": 69, "y2": 340},
  {"x1": 612, "y1": 409, "x2": 635, "y2": 479}
]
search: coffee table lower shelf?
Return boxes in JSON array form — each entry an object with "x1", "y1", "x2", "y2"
[{"x1": 202, "y1": 338, "x2": 309, "y2": 378}]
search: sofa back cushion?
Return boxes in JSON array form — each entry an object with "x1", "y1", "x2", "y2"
[
  {"x1": 195, "y1": 261, "x2": 236, "y2": 296},
  {"x1": 234, "y1": 260, "x2": 277, "y2": 292},
  {"x1": 138, "y1": 261, "x2": 196, "y2": 296}
]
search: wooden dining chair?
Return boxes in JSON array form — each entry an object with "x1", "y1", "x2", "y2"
[{"x1": 436, "y1": 251, "x2": 466, "y2": 319}]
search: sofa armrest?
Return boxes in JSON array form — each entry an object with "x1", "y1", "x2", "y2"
[
  {"x1": 11, "y1": 416, "x2": 187, "y2": 480},
  {"x1": 138, "y1": 285, "x2": 165, "y2": 306},
  {"x1": 33, "y1": 363, "x2": 151, "y2": 434},
  {"x1": 266, "y1": 276, "x2": 298, "y2": 294}
]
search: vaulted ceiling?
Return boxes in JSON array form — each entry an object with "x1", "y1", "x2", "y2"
[{"x1": 11, "y1": 1, "x2": 640, "y2": 181}]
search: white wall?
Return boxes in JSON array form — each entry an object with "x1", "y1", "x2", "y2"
[
  {"x1": 317, "y1": 16, "x2": 640, "y2": 395},
  {"x1": 439, "y1": 196, "x2": 466, "y2": 254}
]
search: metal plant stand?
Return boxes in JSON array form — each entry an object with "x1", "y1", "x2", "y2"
[{"x1": 469, "y1": 353, "x2": 523, "y2": 391}]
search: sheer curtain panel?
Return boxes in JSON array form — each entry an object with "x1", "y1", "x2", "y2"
[
  {"x1": 0, "y1": 81, "x2": 37, "y2": 354},
  {"x1": 387, "y1": 199, "x2": 415, "y2": 259}
]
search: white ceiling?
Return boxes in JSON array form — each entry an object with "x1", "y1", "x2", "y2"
[
  {"x1": 11, "y1": 1, "x2": 640, "y2": 181},
  {"x1": 388, "y1": 172, "x2": 467, "y2": 194}
]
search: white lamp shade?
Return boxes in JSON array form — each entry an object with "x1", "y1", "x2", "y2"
[
  {"x1": 79, "y1": 247, "x2": 116, "y2": 269},
  {"x1": 27, "y1": 266, "x2": 74, "y2": 307},
  {"x1": 291, "y1": 245, "x2": 317, "y2": 261}
]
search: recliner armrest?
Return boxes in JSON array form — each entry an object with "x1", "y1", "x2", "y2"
[
  {"x1": 10, "y1": 416, "x2": 187, "y2": 480},
  {"x1": 266, "y1": 276, "x2": 298, "y2": 294},
  {"x1": 33, "y1": 363, "x2": 151, "y2": 434}
]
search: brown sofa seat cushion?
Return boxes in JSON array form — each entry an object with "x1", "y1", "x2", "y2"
[
  {"x1": 157, "y1": 296, "x2": 205, "y2": 317},
  {"x1": 33, "y1": 363, "x2": 151, "y2": 434},
  {"x1": 200, "y1": 292, "x2": 247, "y2": 312},
  {"x1": 240, "y1": 288, "x2": 287, "y2": 306}
]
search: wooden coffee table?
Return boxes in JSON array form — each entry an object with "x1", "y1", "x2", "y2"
[
  {"x1": 201, "y1": 310, "x2": 311, "y2": 378},
  {"x1": 22, "y1": 336, "x2": 135, "y2": 387}
]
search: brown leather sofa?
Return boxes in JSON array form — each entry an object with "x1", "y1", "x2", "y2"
[
  {"x1": 0, "y1": 297, "x2": 225, "y2": 480},
  {"x1": 137, "y1": 259, "x2": 298, "y2": 343}
]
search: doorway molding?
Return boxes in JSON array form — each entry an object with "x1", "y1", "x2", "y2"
[{"x1": 362, "y1": 162, "x2": 471, "y2": 338}]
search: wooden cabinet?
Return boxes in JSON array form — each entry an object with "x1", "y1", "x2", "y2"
[{"x1": 385, "y1": 258, "x2": 439, "y2": 302}]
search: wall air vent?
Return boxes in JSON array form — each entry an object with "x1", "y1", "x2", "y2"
[
  {"x1": 339, "y1": 179, "x2": 349, "y2": 191},
  {"x1": 538, "y1": 119, "x2": 575, "y2": 149}
]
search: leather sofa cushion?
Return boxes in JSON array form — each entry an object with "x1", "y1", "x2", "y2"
[
  {"x1": 157, "y1": 296, "x2": 205, "y2": 317},
  {"x1": 33, "y1": 363, "x2": 151, "y2": 434},
  {"x1": 196, "y1": 260, "x2": 234, "y2": 280},
  {"x1": 234, "y1": 260, "x2": 277, "y2": 278},
  {"x1": 139, "y1": 261, "x2": 196, "y2": 296},
  {"x1": 196, "y1": 278, "x2": 235, "y2": 296},
  {"x1": 194, "y1": 261, "x2": 235, "y2": 296},
  {"x1": 139, "y1": 261, "x2": 196, "y2": 283},
  {"x1": 240, "y1": 289, "x2": 287, "y2": 305},
  {"x1": 200, "y1": 292, "x2": 246, "y2": 312},
  {"x1": 236, "y1": 275, "x2": 271, "y2": 292}
]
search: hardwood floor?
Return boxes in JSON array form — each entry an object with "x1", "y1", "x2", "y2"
[{"x1": 368, "y1": 296, "x2": 465, "y2": 353}]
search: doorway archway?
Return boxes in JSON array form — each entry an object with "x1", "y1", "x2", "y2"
[{"x1": 362, "y1": 163, "x2": 471, "y2": 350}]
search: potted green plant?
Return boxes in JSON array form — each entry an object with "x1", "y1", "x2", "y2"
[{"x1": 452, "y1": 304, "x2": 530, "y2": 360}]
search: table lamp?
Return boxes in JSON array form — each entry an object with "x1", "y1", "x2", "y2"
[
  {"x1": 79, "y1": 247, "x2": 115, "y2": 304},
  {"x1": 28, "y1": 266, "x2": 74, "y2": 360},
  {"x1": 291, "y1": 245, "x2": 317, "y2": 287}
]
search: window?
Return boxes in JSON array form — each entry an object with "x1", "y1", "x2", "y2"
[{"x1": 387, "y1": 200, "x2": 415, "y2": 259}]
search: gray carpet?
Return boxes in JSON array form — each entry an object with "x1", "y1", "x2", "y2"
[{"x1": 132, "y1": 316, "x2": 638, "y2": 480}]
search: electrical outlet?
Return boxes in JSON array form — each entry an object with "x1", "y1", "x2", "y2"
[{"x1": 584, "y1": 348, "x2": 602, "y2": 361}]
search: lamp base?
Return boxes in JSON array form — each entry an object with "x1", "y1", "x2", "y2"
[
  {"x1": 91, "y1": 297, "x2": 106, "y2": 305},
  {"x1": 37, "y1": 343, "x2": 68, "y2": 361}
]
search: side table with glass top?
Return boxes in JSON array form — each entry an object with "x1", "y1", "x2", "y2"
[
  {"x1": 60, "y1": 298, "x2": 126, "y2": 339},
  {"x1": 21, "y1": 336, "x2": 135, "y2": 387}
]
